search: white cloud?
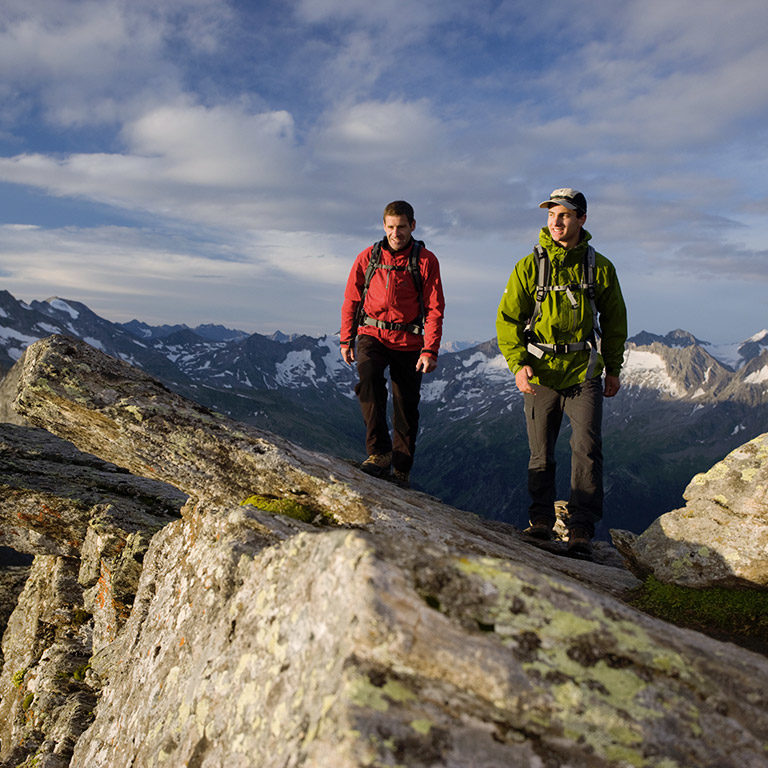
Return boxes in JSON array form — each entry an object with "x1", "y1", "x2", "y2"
[
  {"x1": 0, "y1": 0, "x2": 766, "y2": 343},
  {"x1": 125, "y1": 102, "x2": 299, "y2": 188},
  {"x1": 0, "y1": 0, "x2": 231, "y2": 126}
]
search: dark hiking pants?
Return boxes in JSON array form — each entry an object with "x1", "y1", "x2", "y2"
[
  {"x1": 355, "y1": 335, "x2": 422, "y2": 473},
  {"x1": 523, "y1": 377, "x2": 604, "y2": 536}
]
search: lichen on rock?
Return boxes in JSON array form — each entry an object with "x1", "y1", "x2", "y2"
[{"x1": 0, "y1": 335, "x2": 767, "y2": 767}]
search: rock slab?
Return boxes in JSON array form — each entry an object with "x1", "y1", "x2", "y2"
[{"x1": 612, "y1": 432, "x2": 768, "y2": 588}]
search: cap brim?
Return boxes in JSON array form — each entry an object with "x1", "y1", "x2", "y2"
[{"x1": 539, "y1": 198, "x2": 579, "y2": 211}]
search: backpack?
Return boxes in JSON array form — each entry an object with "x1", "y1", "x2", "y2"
[
  {"x1": 356, "y1": 239, "x2": 426, "y2": 336},
  {"x1": 524, "y1": 244, "x2": 602, "y2": 379}
]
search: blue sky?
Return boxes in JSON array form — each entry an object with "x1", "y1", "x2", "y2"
[{"x1": 0, "y1": 0, "x2": 766, "y2": 345}]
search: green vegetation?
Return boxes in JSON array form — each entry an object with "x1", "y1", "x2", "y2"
[
  {"x1": 11, "y1": 669, "x2": 26, "y2": 688},
  {"x1": 240, "y1": 494, "x2": 330, "y2": 525},
  {"x1": 629, "y1": 576, "x2": 768, "y2": 652}
]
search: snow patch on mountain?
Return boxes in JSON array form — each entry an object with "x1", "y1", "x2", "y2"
[
  {"x1": 83, "y1": 337, "x2": 105, "y2": 352},
  {"x1": 48, "y1": 298, "x2": 79, "y2": 319},
  {"x1": 319, "y1": 336, "x2": 346, "y2": 379},
  {"x1": 622, "y1": 350, "x2": 684, "y2": 396},
  {"x1": 34, "y1": 322, "x2": 60, "y2": 335},
  {"x1": 0, "y1": 326, "x2": 40, "y2": 348},
  {"x1": 745, "y1": 365, "x2": 768, "y2": 386},
  {"x1": 459, "y1": 351, "x2": 510, "y2": 382},
  {"x1": 703, "y1": 342, "x2": 743, "y2": 369},
  {"x1": 421, "y1": 379, "x2": 448, "y2": 403},
  {"x1": 276, "y1": 350, "x2": 317, "y2": 387}
]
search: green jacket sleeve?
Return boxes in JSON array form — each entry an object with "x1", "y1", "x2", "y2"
[
  {"x1": 495, "y1": 254, "x2": 535, "y2": 374},
  {"x1": 595, "y1": 259, "x2": 628, "y2": 376}
]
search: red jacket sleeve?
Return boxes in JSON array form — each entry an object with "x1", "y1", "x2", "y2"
[
  {"x1": 420, "y1": 249, "x2": 445, "y2": 356},
  {"x1": 340, "y1": 246, "x2": 371, "y2": 345}
]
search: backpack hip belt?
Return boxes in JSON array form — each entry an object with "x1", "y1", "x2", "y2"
[
  {"x1": 527, "y1": 340, "x2": 592, "y2": 358},
  {"x1": 359, "y1": 315, "x2": 424, "y2": 335}
]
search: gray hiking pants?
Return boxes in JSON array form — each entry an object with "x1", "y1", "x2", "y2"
[{"x1": 524, "y1": 377, "x2": 604, "y2": 536}]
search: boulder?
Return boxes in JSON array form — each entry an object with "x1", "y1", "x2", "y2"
[{"x1": 612, "y1": 432, "x2": 768, "y2": 588}]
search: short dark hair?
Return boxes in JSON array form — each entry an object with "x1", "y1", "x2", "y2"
[{"x1": 383, "y1": 200, "x2": 414, "y2": 224}]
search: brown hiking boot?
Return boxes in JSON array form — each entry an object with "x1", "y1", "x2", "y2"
[
  {"x1": 391, "y1": 469, "x2": 410, "y2": 488},
  {"x1": 360, "y1": 452, "x2": 392, "y2": 478},
  {"x1": 567, "y1": 527, "x2": 593, "y2": 558},
  {"x1": 523, "y1": 519, "x2": 554, "y2": 541}
]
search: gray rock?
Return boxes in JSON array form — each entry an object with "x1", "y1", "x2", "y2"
[
  {"x1": 0, "y1": 334, "x2": 767, "y2": 768},
  {"x1": 612, "y1": 432, "x2": 768, "y2": 588}
]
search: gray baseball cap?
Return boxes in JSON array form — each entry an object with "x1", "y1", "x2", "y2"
[{"x1": 539, "y1": 188, "x2": 587, "y2": 214}]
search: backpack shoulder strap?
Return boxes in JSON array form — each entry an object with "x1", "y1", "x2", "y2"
[
  {"x1": 525, "y1": 245, "x2": 549, "y2": 334},
  {"x1": 355, "y1": 241, "x2": 383, "y2": 331},
  {"x1": 584, "y1": 245, "x2": 599, "y2": 334},
  {"x1": 409, "y1": 240, "x2": 425, "y2": 321},
  {"x1": 362, "y1": 241, "x2": 382, "y2": 292}
]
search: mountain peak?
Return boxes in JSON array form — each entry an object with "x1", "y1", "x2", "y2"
[{"x1": 628, "y1": 329, "x2": 708, "y2": 347}]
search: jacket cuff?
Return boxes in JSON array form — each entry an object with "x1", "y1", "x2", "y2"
[{"x1": 421, "y1": 349, "x2": 438, "y2": 359}]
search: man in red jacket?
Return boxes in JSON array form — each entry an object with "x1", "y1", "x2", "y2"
[{"x1": 340, "y1": 200, "x2": 445, "y2": 487}]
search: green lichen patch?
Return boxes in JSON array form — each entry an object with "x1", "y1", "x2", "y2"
[
  {"x1": 628, "y1": 576, "x2": 768, "y2": 654},
  {"x1": 240, "y1": 494, "x2": 332, "y2": 526},
  {"x1": 448, "y1": 556, "x2": 718, "y2": 765},
  {"x1": 11, "y1": 669, "x2": 26, "y2": 687}
]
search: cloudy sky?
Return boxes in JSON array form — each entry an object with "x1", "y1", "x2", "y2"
[{"x1": 0, "y1": 0, "x2": 766, "y2": 346}]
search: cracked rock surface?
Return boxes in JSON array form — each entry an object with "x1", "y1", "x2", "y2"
[{"x1": 0, "y1": 335, "x2": 766, "y2": 768}]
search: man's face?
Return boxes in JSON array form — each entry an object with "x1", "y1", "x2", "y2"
[
  {"x1": 384, "y1": 214, "x2": 415, "y2": 251},
  {"x1": 547, "y1": 204, "x2": 586, "y2": 249}
]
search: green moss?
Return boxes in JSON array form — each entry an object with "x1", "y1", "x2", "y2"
[
  {"x1": 629, "y1": 576, "x2": 768, "y2": 650},
  {"x1": 240, "y1": 494, "x2": 330, "y2": 525},
  {"x1": 410, "y1": 718, "x2": 433, "y2": 735},
  {"x1": 21, "y1": 692, "x2": 34, "y2": 712},
  {"x1": 73, "y1": 663, "x2": 91, "y2": 682},
  {"x1": 11, "y1": 669, "x2": 26, "y2": 688}
]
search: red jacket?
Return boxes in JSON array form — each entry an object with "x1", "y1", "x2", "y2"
[{"x1": 341, "y1": 239, "x2": 445, "y2": 356}]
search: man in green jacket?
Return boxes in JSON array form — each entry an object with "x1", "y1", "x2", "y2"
[{"x1": 496, "y1": 188, "x2": 627, "y2": 556}]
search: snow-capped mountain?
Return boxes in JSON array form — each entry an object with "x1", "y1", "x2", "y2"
[{"x1": 1, "y1": 290, "x2": 766, "y2": 537}]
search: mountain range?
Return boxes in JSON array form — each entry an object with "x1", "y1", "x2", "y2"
[{"x1": 1, "y1": 289, "x2": 766, "y2": 537}]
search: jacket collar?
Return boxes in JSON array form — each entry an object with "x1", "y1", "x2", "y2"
[
  {"x1": 381, "y1": 237, "x2": 414, "y2": 257},
  {"x1": 538, "y1": 227, "x2": 592, "y2": 262}
]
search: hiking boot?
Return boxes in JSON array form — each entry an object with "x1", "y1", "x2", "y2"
[
  {"x1": 567, "y1": 527, "x2": 593, "y2": 558},
  {"x1": 391, "y1": 469, "x2": 410, "y2": 488},
  {"x1": 360, "y1": 452, "x2": 392, "y2": 478},
  {"x1": 523, "y1": 519, "x2": 554, "y2": 541}
]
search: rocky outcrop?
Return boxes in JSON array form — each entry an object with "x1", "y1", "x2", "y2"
[
  {"x1": 612, "y1": 432, "x2": 768, "y2": 589},
  {"x1": 0, "y1": 335, "x2": 767, "y2": 767},
  {"x1": 0, "y1": 421, "x2": 186, "y2": 767}
]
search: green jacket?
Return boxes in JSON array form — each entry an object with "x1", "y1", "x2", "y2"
[{"x1": 496, "y1": 227, "x2": 627, "y2": 390}]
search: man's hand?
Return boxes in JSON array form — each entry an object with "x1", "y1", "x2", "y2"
[
  {"x1": 515, "y1": 365, "x2": 535, "y2": 395},
  {"x1": 416, "y1": 353, "x2": 437, "y2": 373},
  {"x1": 604, "y1": 374, "x2": 620, "y2": 397},
  {"x1": 341, "y1": 344, "x2": 356, "y2": 365}
]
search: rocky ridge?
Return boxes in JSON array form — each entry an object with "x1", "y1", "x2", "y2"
[{"x1": 0, "y1": 335, "x2": 766, "y2": 767}]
